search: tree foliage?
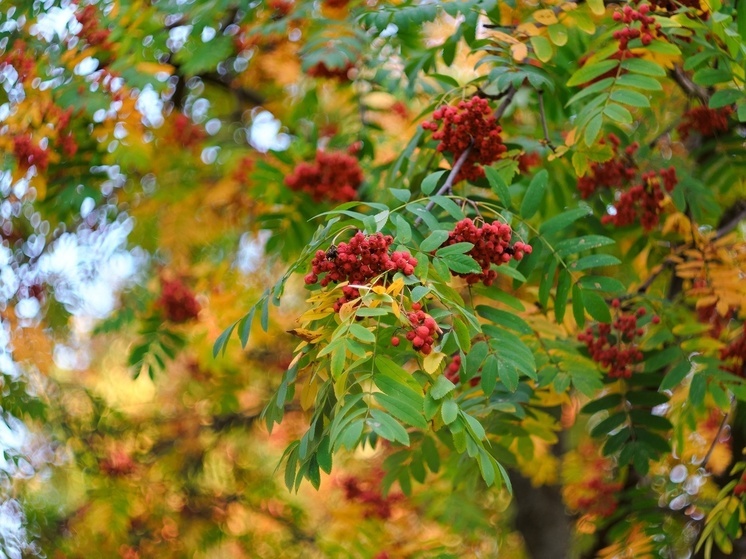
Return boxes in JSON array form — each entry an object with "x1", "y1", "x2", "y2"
[{"x1": 1, "y1": 0, "x2": 746, "y2": 557}]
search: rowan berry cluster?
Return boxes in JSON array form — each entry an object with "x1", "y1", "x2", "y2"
[
  {"x1": 601, "y1": 167, "x2": 678, "y2": 230},
  {"x1": 404, "y1": 303, "x2": 438, "y2": 355},
  {"x1": 564, "y1": 441, "x2": 623, "y2": 518},
  {"x1": 612, "y1": 3, "x2": 660, "y2": 50},
  {"x1": 158, "y1": 277, "x2": 201, "y2": 323},
  {"x1": 678, "y1": 106, "x2": 733, "y2": 140},
  {"x1": 285, "y1": 150, "x2": 363, "y2": 203},
  {"x1": 444, "y1": 354, "x2": 461, "y2": 383},
  {"x1": 172, "y1": 113, "x2": 206, "y2": 149},
  {"x1": 578, "y1": 301, "x2": 653, "y2": 378},
  {"x1": 0, "y1": 40, "x2": 35, "y2": 83},
  {"x1": 268, "y1": 0, "x2": 294, "y2": 17},
  {"x1": 305, "y1": 232, "x2": 417, "y2": 312},
  {"x1": 443, "y1": 218, "x2": 532, "y2": 286},
  {"x1": 577, "y1": 134, "x2": 637, "y2": 198},
  {"x1": 340, "y1": 474, "x2": 402, "y2": 519},
  {"x1": 13, "y1": 135, "x2": 49, "y2": 172},
  {"x1": 76, "y1": 5, "x2": 112, "y2": 50},
  {"x1": 422, "y1": 96, "x2": 508, "y2": 183},
  {"x1": 720, "y1": 329, "x2": 746, "y2": 377},
  {"x1": 517, "y1": 151, "x2": 541, "y2": 174}
]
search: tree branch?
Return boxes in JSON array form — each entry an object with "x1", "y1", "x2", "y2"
[{"x1": 670, "y1": 65, "x2": 710, "y2": 105}]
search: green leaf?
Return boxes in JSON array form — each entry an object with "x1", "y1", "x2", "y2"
[
  {"x1": 621, "y1": 58, "x2": 666, "y2": 77},
  {"x1": 583, "y1": 290, "x2": 611, "y2": 323},
  {"x1": 566, "y1": 78, "x2": 614, "y2": 107},
  {"x1": 485, "y1": 166, "x2": 512, "y2": 208},
  {"x1": 660, "y1": 360, "x2": 691, "y2": 391},
  {"x1": 441, "y1": 400, "x2": 459, "y2": 424},
  {"x1": 481, "y1": 354, "x2": 499, "y2": 395},
  {"x1": 610, "y1": 89, "x2": 651, "y2": 108},
  {"x1": 584, "y1": 113, "x2": 604, "y2": 146},
  {"x1": 430, "y1": 195, "x2": 465, "y2": 219},
  {"x1": 692, "y1": 68, "x2": 732, "y2": 86},
  {"x1": 643, "y1": 347, "x2": 684, "y2": 373},
  {"x1": 442, "y1": 253, "x2": 482, "y2": 274},
  {"x1": 556, "y1": 235, "x2": 615, "y2": 257},
  {"x1": 430, "y1": 375, "x2": 456, "y2": 399},
  {"x1": 572, "y1": 283, "x2": 585, "y2": 327},
  {"x1": 577, "y1": 275, "x2": 625, "y2": 292},
  {"x1": 710, "y1": 89, "x2": 741, "y2": 109},
  {"x1": 603, "y1": 103, "x2": 633, "y2": 124},
  {"x1": 615, "y1": 73, "x2": 663, "y2": 91},
  {"x1": 421, "y1": 170, "x2": 448, "y2": 195},
  {"x1": 374, "y1": 393, "x2": 428, "y2": 429},
  {"x1": 238, "y1": 308, "x2": 256, "y2": 348},
  {"x1": 436, "y1": 242, "x2": 474, "y2": 257},
  {"x1": 539, "y1": 207, "x2": 592, "y2": 235},
  {"x1": 213, "y1": 322, "x2": 237, "y2": 358},
  {"x1": 555, "y1": 269, "x2": 572, "y2": 323},
  {"x1": 603, "y1": 426, "x2": 631, "y2": 455},
  {"x1": 582, "y1": 392, "x2": 623, "y2": 414},
  {"x1": 590, "y1": 411, "x2": 627, "y2": 437},
  {"x1": 520, "y1": 169, "x2": 548, "y2": 219},
  {"x1": 349, "y1": 323, "x2": 376, "y2": 343},
  {"x1": 570, "y1": 254, "x2": 621, "y2": 271},
  {"x1": 567, "y1": 60, "x2": 619, "y2": 87},
  {"x1": 420, "y1": 230, "x2": 450, "y2": 252},
  {"x1": 476, "y1": 305, "x2": 533, "y2": 335},
  {"x1": 452, "y1": 317, "x2": 472, "y2": 352},
  {"x1": 368, "y1": 409, "x2": 410, "y2": 445},
  {"x1": 331, "y1": 345, "x2": 346, "y2": 378}
]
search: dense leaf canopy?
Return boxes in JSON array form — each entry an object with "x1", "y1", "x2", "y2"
[{"x1": 1, "y1": 0, "x2": 746, "y2": 558}]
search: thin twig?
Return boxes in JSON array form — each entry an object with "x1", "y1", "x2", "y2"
[
  {"x1": 494, "y1": 84, "x2": 517, "y2": 120},
  {"x1": 537, "y1": 89, "x2": 556, "y2": 151},
  {"x1": 413, "y1": 145, "x2": 473, "y2": 226},
  {"x1": 715, "y1": 202, "x2": 746, "y2": 240},
  {"x1": 700, "y1": 410, "x2": 730, "y2": 472}
]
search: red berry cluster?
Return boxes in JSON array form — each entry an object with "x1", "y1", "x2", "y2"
[
  {"x1": 340, "y1": 474, "x2": 403, "y2": 519},
  {"x1": 565, "y1": 441, "x2": 623, "y2": 518},
  {"x1": 648, "y1": 0, "x2": 707, "y2": 14},
  {"x1": 0, "y1": 40, "x2": 35, "y2": 83},
  {"x1": 324, "y1": 0, "x2": 351, "y2": 8},
  {"x1": 678, "y1": 106, "x2": 733, "y2": 140},
  {"x1": 158, "y1": 277, "x2": 201, "y2": 323},
  {"x1": 442, "y1": 218, "x2": 532, "y2": 286},
  {"x1": 517, "y1": 151, "x2": 541, "y2": 174},
  {"x1": 171, "y1": 113, "x2": 206, "y2": 149},
  {"x1": 306, "y1": 61, "x2": 355, "y2": 81},
  {"x1": 76, "y1": 5, "x2": 113, "y2": 50},
  {"x1": 403, "y1": 303, "x2": 438, "y2": 355},
  {"x1": 577, "y1": 134, "x2": 638, "y2": 198},
  {"x1": 305, "y1": 232, "x2": 417, "y2": 312},
  {"x1": 444, "y1": 354, "x2": 461, "y2": 383},
  {"x1": 601, "y1": 167, "x2": 677, "y2": 230},
  {"x1": 422, "y1": 96, "x2": 508, "y2": 183},
  {"x1": 720, "y1": 329, "x2": 746, "y2": 377},
  {"x1": 612, "y1": 3, "x2": 660, "y2": 49},
  {"x1": 285, "y1": 150, "x2": 363, "y2": 203},
  {"x1": 13, "y1": 135, "x2": 49, "y2": 172},
  {"x1": 578, "y1": 301, "x2": 653, "y2": 379},
  {"x1": 268, "y1": 0, "x2": 294, "y2": 17}
]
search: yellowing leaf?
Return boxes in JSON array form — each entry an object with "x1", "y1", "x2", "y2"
[
  {"x1": 533, "y1": 9, "x2": 558, "y2": 25},
  {"x1": 548, "y1": 24, "x2": 569, "y2": 46},
  {"x1": 490, "y1": 30, "x2": 519, "y2": 44},
  {"x1": 286, "y1": 328, "x2": 325, "y2": 343},
  {"x1": 531, "y1": 36, "x2": 554, "y2": 63},
  {"x1": 386, "y1": 277, "x2": 404, "y2": 296},
  {"x1": 587, "y1": 0, "x2": 606, "y2": 15},
  {"x1": 423, "y1": 351, "x2": 446, "y2": 375},
  {"x1": 511, "y1": 42, "x2": 529, "y2": 62},
  {"x1": 135, "y1": 62, "x2": 174, "y2": 76}
]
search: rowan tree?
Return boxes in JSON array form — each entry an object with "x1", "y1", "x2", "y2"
[{"x1": 1, "y1": 0, "x2": 745, "y2": 558}]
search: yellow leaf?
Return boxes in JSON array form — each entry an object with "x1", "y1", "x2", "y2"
[
  {"x1": 511, "y1": 42, "x2": 528, "y2": 62},
  {"x1": 286, "y1": 328, "x2": 325, "y2": 343},
  {"x1": 490, "y1": 30, "x2": 519, "y2": 44},
  {"x1": 386, "y1": 277, "x2": 404, "y2": 296},
  {"x1": 300, "y1": 377, "x2": 319, "y2": 410},
  {"x1": 533, "y1": 9, "x2": 558, "y2": 25},
  {"x1": 565, "y1": 127, "x2": 578, "y2": 147},
  {"x1": 587, "y1": 0, "x2": 606, "y2": 15},
  {"x1": 391, "y1": 300, "x2": 400, "y2": 320},
  {"x1": 695, "y1": 295, "x2": 719, "y2": 308},
  {"x1": 423, "y1": 351, "x2": 446, "y2": 375},
  {"x1": 135, "y1": 62, "x2": 175, "y2": 76}
]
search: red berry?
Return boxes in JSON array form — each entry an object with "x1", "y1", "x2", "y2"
[{"x1": 391, "y1": 336, "x2": 400, "y2": 347}]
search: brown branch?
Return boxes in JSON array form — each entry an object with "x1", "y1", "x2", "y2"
[
  {"x1": 413, "y1": 144, "x2": 473, "y2": 226},
  {"x1": 715, "y1": 199, "x2": 746, "y2": 240},
  {"x1": 670, "y1": 65, "x2": 710, "y2": 105}
]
